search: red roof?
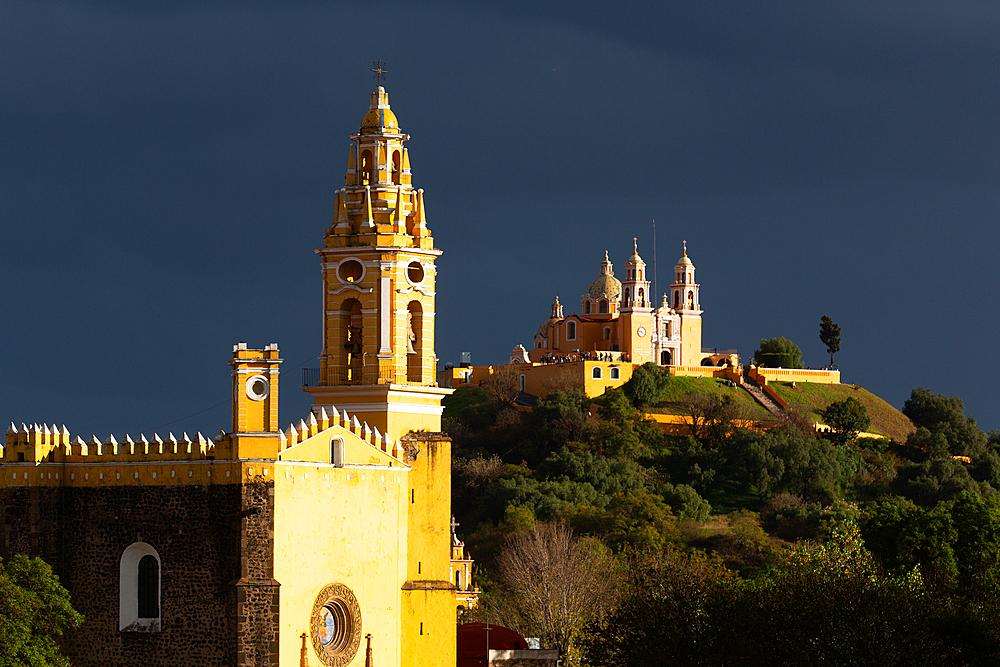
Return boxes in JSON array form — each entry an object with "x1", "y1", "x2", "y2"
[{"x1": 457, "y1": 623, "x2": 529, "y2": 666}]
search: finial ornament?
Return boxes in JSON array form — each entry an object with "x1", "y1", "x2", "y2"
[
  {"x1": 604, "y1": 250, "x2": 609, "y2": 261},
  {"x1": 371, "y1": 59, "x2": 388, "y2": 88},
  {"x1": 683, "y1": 239, "x2": 687, "y2": 256}
]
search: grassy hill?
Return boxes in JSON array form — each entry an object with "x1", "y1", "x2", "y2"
[
  {"x1": 647, "y1": 377, "x2": 773, "y2": 420},
  {"x1": 644, "y1": 376, "x2": 914, "y2": 442},
  {"x1": 769, "y1": 381, "x2": 915, "y2": 442}
]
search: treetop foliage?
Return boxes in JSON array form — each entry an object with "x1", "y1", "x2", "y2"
[
  {"x1": 0, "y1": 555, "x2": 83, "y2": 667},
  {"x1": 753, "y1": 337, "x2": 803, "y2": 369},
  {"x1": 819, "y1": 315, "x2": 841, "y2": 366}
]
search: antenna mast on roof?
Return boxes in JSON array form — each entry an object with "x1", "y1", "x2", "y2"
[{"x1": 652, "y1": 218, "x2": 657, "y2": 305}]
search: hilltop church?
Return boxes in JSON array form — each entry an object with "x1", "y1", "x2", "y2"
[{"x1": 2, "y1": 84, "x2": 457, "y2": 667}]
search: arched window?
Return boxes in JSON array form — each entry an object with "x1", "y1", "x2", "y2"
[
  {"x1": 456, "y1": 570, "x2": 463, "y2": 590},
  {"x1": 120, "y1": 542, "x2": 161, "y2": 632},
  {"x1": 392, "y1": 150, "x2": 401, "y2": 185},
  {"x1": 661, "y1": 350, "x2": 672, "y2": 365},
  {"x1": 603, "y1": 327, "x2": 611, "y2": 341},
  {"x1": 638, "y1": 288, "x2": 644, "y2": 306},
  {"x1": 567, "y1": 321, "x2": 576, "y2": 340},
  {"x1": 701, "y1": 358, "x2": 713, "y2": 366},
  {"x1": 520, "y1": 374, "x2": 526, "y2": 392},
  {"x1": 610, "y1": 367, "x2": 620, "y2": 380},
  {"x1": 599, "y1": 300, "x2": 608, "y2": 314},
  {"x1": 674, "y1": 291, "x2": 680, "y2": 308},
  {"x1": 592, "y1": 367, "x2": 602, "y2": 379},
  {"x1": 585, "y1": 301, "x2": 591, "y2": 314},
  {"x1": 407, "y1": 301, "x2": 423, "y2": 383},
  {"x1": 360, "y1": 149, "x2": 373, "y2": 185},
  {"x1": 687, "y1": 291, "x2": 695, "y2": 309},
  {"x1": 331, "y1": 437, "x2": 344, "y2": 467},
  {"x1": 624, "y1": 288, "x2": 630, "y2": 305}
]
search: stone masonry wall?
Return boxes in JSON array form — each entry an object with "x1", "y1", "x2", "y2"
[{"x1": 2, "y1": 483, "x2": 246, "y2": 667}]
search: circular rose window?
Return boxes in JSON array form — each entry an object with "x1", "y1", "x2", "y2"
[{"x1": 310, "y1": 583, "x2": 361, "y2": 666}]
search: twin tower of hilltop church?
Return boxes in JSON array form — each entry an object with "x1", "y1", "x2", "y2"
[{"x1": 3, "y1": 84, "x2": 456, "y2": 667}]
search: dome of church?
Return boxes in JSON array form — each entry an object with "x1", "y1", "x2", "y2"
[
  {"x1": 676, "y1": 253, "x2": 693, "y2": 266},
  {"x1": 536, "y1": 317, "x2": 562, "y2": 337},
  {"x1": 586, "y1": 274, "x2": 622, "y2": 300},
  {"x1": 360, "y1": 106, "x2": 399, "y2": 134}
]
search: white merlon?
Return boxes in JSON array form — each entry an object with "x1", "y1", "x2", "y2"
[
  {"x1": 43, "y1": 424, "x2": 51, "y2": 435},
  {"x1": 167, "y1": 433, "x2": 178, "y2": 444},
  {"x1": 362, "y1": 423, "x2": 373, "y2": 441},
  {"x1": 88, "y1": 435, "x2": 101, "y2": 446},
  {"x1": 196, "y1": 432, "x2": 208, "y2": 444},
  {"x1": 8, "y1": 422, "x2": 17, "y2": 434},
  {"x1": 351, "y1": 415, "x2": 361, "y2": 431},
  {"x1": 318, "y1": 407, "x2": 330, "y2": 423},
  {"x1": 215, "y1": 430, "x2": 226, "y2": 442},
  {"x1": 20, "y1": 423, "x2": 28, "y2": 434},
  {"x1": 287, "y1": 424, "x2": 298, "y2": 438},
  {"x1": 152, "y1": 434, "x2": 164, "y2": 444},
  {"x1": 279, "y1": 431, "x2": 287, "y2": 442},
  {"x1": 124, "y1": 434, "x2": 135, "y2": 445},
  {"x1": 139, "y1": 434, "x2": 149, "y2": 444},
  {"x1": 61, "y1": 425, "x2": 70, "y2": 437},
  {"x1": 307, "y1": 412, "x2": 318, "y2": 428},
  {"x1": 297, "y1": 418, "x2": 308, "y2": 434},
  {"x1": 71, "y1": 436, "x2": 85, "y2": 446},
  {"x1": 342, "y1": 409, "x2": 350, "y2": 424},
  {"x1": 105, "y1": 434, "x2": 118, "y2": 446},
  {"x1": 181, "y1": 432, "x2": 192, "y2": 444},
  {"x1": 29, "y1": 423, "x2": 38, "y2": 434}
]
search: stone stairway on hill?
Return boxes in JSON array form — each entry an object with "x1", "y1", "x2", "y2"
[{"x1": 741, "y1": 369, "x2": 786, "y2": 418}]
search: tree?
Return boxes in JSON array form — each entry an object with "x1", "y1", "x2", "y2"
[
  {"x1": 622, "y1": 362, "x2": 670, "y2": 408},
  {"x1": 482, "y1": 364, "x2": 521, "y2": 407},
  {"x1": 0, "y1": 555, "x2": 83, "y2": 667},
  {"x1": 753, "y1": 337, "x2": 803, "y2": 369},
  {"x1": 819, "y1": 315, "x2": 841, "y2": 367},
  {"x1": 903, "y1": 388, "x2": 988, "y2": 457},
  {"x1": 821, "y1": 397, "x2": 871, "y2": 445},
  {"x1": 483, "y1": 522, "x2": 620, "y2": 664}
]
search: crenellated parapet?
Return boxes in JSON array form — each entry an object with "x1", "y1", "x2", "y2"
[{"x1": 274, "y1": 405, "x2": 407, "y2": 465}]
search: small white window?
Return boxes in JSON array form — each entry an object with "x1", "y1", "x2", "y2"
[
  {"x1": 592, "y1": 367, "x2": 602, "y2": 380},
  {"x1": 610, "y1": 367, "x2": 621, "y2": 380},
  {"x1": 120, "y1": 542, "x2": 161, "y2": 632}
]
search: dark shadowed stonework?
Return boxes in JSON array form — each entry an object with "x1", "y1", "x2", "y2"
[{"x1": 0, "y1": 480, "x2": 279, "y2": 667}]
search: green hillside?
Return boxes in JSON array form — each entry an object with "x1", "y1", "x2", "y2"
[
  {"x1": 646, "y1": 376, "x2": 772, "y2": 420},
  {"x1": 643, "y1": 376, "x2": 914, "y2": 442},
  {"x1": 769, "y1": 381, "x2": 915, "y2": 442}
]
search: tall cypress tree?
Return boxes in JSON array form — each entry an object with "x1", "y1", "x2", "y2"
[{"x1": 820, "y1": 315, "x2": 841, "y2": 367}]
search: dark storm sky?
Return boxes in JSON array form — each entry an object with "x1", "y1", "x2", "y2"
[{"x1": 3, "y1": 1, "x2": 998, "y2": 439}]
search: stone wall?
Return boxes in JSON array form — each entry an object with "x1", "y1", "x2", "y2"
[{"x1": 2, "y1": 482, "x2": 253, "y2": 667}]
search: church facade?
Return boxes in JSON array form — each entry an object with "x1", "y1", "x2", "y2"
[
  {"x1": 2, "y1": 85, "x2": 455, "y2": 667},
  {"x1": 530, "y1": 240, "x2": 713, "y2": 369}
]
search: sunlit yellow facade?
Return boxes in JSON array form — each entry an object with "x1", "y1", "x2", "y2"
[{"x1": 2, "y1": 84, "x2": 455, "y2": 667}]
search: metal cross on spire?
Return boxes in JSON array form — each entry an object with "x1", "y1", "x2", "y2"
[{"x1": 371, "y1": 59, "x2": 388, "y2": 88}]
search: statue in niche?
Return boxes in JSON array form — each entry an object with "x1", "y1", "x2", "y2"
[{"x1": 406, "y1": 311, "x2": 417, "y2": 354}]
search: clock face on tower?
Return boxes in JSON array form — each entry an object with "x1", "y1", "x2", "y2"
[{"x1": 637, "y1": 327, "x2": 646, "y2": 337}]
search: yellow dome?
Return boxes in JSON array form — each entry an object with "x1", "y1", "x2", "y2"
[
  {"x1": 360, "y1": 106, "x2": 399, "y2": 134},
  {"x1": 586, "y1": 274, "x2": 622, "y2": 300}
]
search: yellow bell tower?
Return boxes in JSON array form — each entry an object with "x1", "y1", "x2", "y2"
[
  {"x1": 304, "y1": 84, "x2": 452, "y2": 440},
  {"x1": 671, "y1": 241, "x2": 703, "y2": 366},
  {"x1": 620, "y1": 239, "x2": 653, "y2": 364}
]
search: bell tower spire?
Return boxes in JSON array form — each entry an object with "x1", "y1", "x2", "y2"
[
  {"x1": 620, "y1": 240, "x2": 653, "y2": 364},
  {"x1": 304, "y1": 81, "x2": 451, "y2": 439}
]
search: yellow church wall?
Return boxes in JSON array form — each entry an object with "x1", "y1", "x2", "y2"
[
  {"x1": 273, "y1": 460, "x2": 409, "y2": 667},
  {"x1": 401, "y1": 588, "x2": 458, "y2": 667},
  {"x1": 679, "y1": 316, "x2": 702, "y2": 367},
  {"x1": 401, "y1": 433, "x2": 456, "y2": 667}
]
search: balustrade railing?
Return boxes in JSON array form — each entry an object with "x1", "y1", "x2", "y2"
[{"x1": 301, "y1": 362, "x2": 434, "y2": 387}]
